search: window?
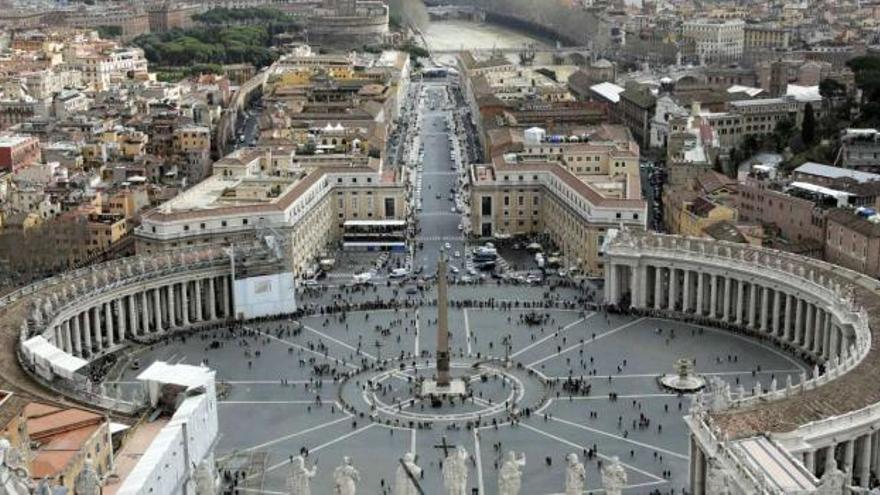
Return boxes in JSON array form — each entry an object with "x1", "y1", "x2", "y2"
[{"x1": 242, "y1": 219, "x2": 248, "y2": 225}]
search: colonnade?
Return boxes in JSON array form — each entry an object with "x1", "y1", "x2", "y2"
[
  {"x1": 798, "y1": 429, "x2": 880, "y2": 488},
  {"x1": 48, "y1": 274, "x2": 234, "y2": 358},
  {"x1": 605, "y1": 262, "x2": 850, "y2": 362}
]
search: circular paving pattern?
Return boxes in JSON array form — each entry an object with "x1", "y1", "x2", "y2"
[
  {"x1": 340, "y1": 358, "x2": 549, "y2": 427},
  {"x1": 111, "y1": 284, "x2": 809, "y2": 494}
]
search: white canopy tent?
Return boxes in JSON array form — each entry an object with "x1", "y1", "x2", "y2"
[{"x1": 21, "y1": 335, "x2": 88, "y2": 380}]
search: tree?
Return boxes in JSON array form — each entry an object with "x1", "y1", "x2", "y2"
[
  {"x1": 802, "y1": 103, "x2": 816, "y2": 146},
  {"x1": 773, "y1": 117, "x2": 796, "y2": 152},
  {"x1": 819, "y1": 78, "x2": 847, "y2": 99}
]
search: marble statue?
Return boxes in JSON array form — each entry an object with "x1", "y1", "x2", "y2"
[
  {"x1": 705, "y1": 377, "x2": 731, "y2": 411},
  {"x1": 442, "y1": 446, "x2": 469, "y2": 495},
  {"x1": 394, "y1": 452, "x2": 422, "y2": 495},
  {"x1": 287, "y1": 456, "x2": 317, "y2": 495},
  {"x1": 0, "y1": 437, "x2": 32, "y2": 495},
  {"x1": 34, "y1": 477, "x2": 53, "y2": 495},
  {"x1": 498, "y1": 451, "x2": 526, "y2": 495},
  {"x1": 564, "y1": 453, "x2": 586, "y2": 495},
  {"x1": 195, "y1": 458, "x2": 216, "y2": 495},
  {"x1": 705, "y1": 458, "x2": 730, "y2": 495},
  {"x1": 816, "y1": 464, "x2": 847, "y2": 495},
  {"x1": 333, "y1": 456, "x2": 360, "y2": 495},
  {"x1": 75, "y1": 456, "x2": 101, "y2": 495},
  {"x1": 601, "y1": 456, "x2": 627, "y2": 495}
]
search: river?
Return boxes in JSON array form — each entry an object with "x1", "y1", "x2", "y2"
[{"x1": 422, "y1": 19, "x2": 550, "y2": 52}]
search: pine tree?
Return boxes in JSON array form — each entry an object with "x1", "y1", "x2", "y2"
[{"x1": 802, "y1": 103, "x2": 816, "y2": 146}]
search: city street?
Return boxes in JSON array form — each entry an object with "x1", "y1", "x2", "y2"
[{"x1": 411, "y1": 81, "x2": 469, "y2": 273}]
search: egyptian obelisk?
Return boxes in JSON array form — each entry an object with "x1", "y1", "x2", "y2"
[{"x1": 436, "y1": 250, "x2": 451, "y2": 386}]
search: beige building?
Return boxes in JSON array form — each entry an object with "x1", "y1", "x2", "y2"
[
  {"x1": 136, "y1": 147, "x2": 407, "y2": 277},
  {"x1": 744, "y1": 25, "x2": 790, "y2": 50},
  {"x1": 682, "y1": 19, "x2": 745, "y2": 64},
  {"x1": 824, "y1": 208, "x2": 880, "y2": 279},
  {"x1": 469, "y1": 126, "x2": 645, "y2": 276}
]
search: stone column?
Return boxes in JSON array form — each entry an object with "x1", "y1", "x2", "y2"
[
  {"x1": 760, "y1": 286, "x2": 770, "y2": 332},
  {"x1": 735, "y1": 280, "x2": 745, "y2": 325},
  {"x1": 141, "y1": 291, "x2": 150, "y2": 334},
  {"x1": 153, "y1": 287, "x2": 163, "y2": 332},
  {"x1": 860, "y1": 433, "x2": 872, "y2": 488},
  {"x1": 873, "y1": 431, "x2": 880, "y2": 484},
  {"x1": 105, "y1": 302, "x2": 114, "y2": 348},
  {"x1": 691, "y1": 438, "x2": 706, "y2": 494},
  {"x1": 813, "y1": 310, "x2": 824, "y2": 354},
  {"x1": 794, "y1": 298, "x2": 804, "y2": 346},
  {"x1": 637, "y1": 265, "x2": 648, "y2": 308},
  {"x1": 722, "y1": 276, "x2": 731, "y2": 321},
  {"x1": 709, "y1": 274, "x2": 718, "y2": 318},
  {"x1": 194, "y1": 279, "x2": 203, "y2": 322},
  {"x1": 845, "y1": 438, "x2": 855, "y2": 485},
  {"x1": 72, "y1": 315, "x2": 82, "y2": 356},
  {"x1": 208, "y1": 277, "x2": 217, "y2": 320},
  {"x1": 825, "y1": 318, "x2": 835, "y2": 360},
  {"x1": 784, "y1": 293, "x2": 794, "y2": 341},
  {"x1": 749, "y1": 283, "x2": 758, "y2": 329},
  {"x1": 128, "y1": 294, "x2": 138, "y2": 337},
  {"x1": 63, "y1": 321, "x2": 72, "y2": 354},
  {"x1": 223, "y1": 275, "x2": 232, "y2": 317},
  {"x1": 804, "y1": 304, "x2": 814, "y2": 348},
  {"x1": 696, "y1": 272, "x2": 704, "y2": 316},
  {"x1": 182, "y1": 281, "x2": 191, "y2": 326},
  {"x1": 804, "y1": 450, "x2": 816, "y2": 476},
  {"x1": 683, "y1": 270, "x2": 692, "y2": 313},
  {"x1": 168, "y1": 284, "x2": 177, "y2": 329},
  {"x1": 772, "y1": 290, "x2": 782, "y2": 335},
  {"x1": 654, "y1": 266, "x2": 663, "y2": 310},
  {"x1": 825, "y1": 444, "x2": 838, "y2": 472},
  {"x1": 82, "y1": 309, "x2": 92, "y2": 352},
  {"x1": 116, "y1": 298, "x2": 125, "y2": 342},
  {"x1": 668, "y1": 268, "x2": 678, "y2": 311}
]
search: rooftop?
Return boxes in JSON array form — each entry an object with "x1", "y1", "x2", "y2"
[{"x1": 794, "y1": 162, "x2": 880, "y2": 183}]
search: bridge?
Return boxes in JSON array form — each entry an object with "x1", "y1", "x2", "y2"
[{"x1": 430, "y1": 45, "x2": 594, "y2": 66}]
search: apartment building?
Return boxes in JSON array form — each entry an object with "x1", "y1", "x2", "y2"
[
  {"x1": 681, "y1": 18, "x2": 745, "y2": 64},
  {"x1": 824, "y1": 208, "x2": 880, "y2": 279},
  {"x1": 469, "y1": 126, "x2": 646, "y2": 276},
  {"x1": 135, "y1": 147, "x2": 407, "y2": 277}
]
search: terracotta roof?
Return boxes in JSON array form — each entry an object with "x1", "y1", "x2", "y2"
[
  {"x1": 24, "y1": 402, "x2": 105, "y2": 479},
  {"x1": 710, "y1": 258, "x2": 880, "y2": 438}
]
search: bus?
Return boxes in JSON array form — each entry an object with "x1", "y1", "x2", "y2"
[{"x1": 342, "y1": 220, "x2": 407, "y2": 252}]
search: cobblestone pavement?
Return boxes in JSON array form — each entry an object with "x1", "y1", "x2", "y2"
[{"x1": 115, "y1": 284, "x2": 807, "y2": 494}]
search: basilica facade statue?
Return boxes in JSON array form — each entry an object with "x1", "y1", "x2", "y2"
[
  {"x1": 288, "y1": 455, "x2": 317, "y2": 495},
  {"x1": 601, "y1": 456, "x2": 627, "y2": 495},
  {"x1": 333, "y1": 456, "x2": 360, "y2": 495},
  {"x1": 394, "y1": 452, "x2": 422, "y2": 495},
  {"x1": 498, "y1": 451, "x2": 526, "y2": 495},
  {"x1": 442, "y1": 446, "x2": 469, "y2": 495},
  {"x1": 564, "y1": 453, "x2": 586, "y2": 495}
]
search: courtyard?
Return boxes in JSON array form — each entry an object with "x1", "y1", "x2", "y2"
[{"x1": 112, "y1": 283, "x2": 806, "y2": 494}]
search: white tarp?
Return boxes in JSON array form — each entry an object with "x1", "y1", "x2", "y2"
[{"x1": 22, "y1": 335, "x2": 87, "y2": 380}]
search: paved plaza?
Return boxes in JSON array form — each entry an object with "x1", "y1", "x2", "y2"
[{"x1": 113, "y1": 282, "x2": 806, "y2": 494}]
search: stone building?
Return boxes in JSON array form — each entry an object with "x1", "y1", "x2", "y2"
[
  {"x1": 681, "y1": 18, "x2": 745, "y2": 64},
  {"x1": 824, "y1": 208, "x2": 880, "y2": 279}
]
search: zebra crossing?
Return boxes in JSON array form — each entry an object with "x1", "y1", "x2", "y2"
[{"x1": 414, "y1": 235, "x2": 465, "y2": 242}]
